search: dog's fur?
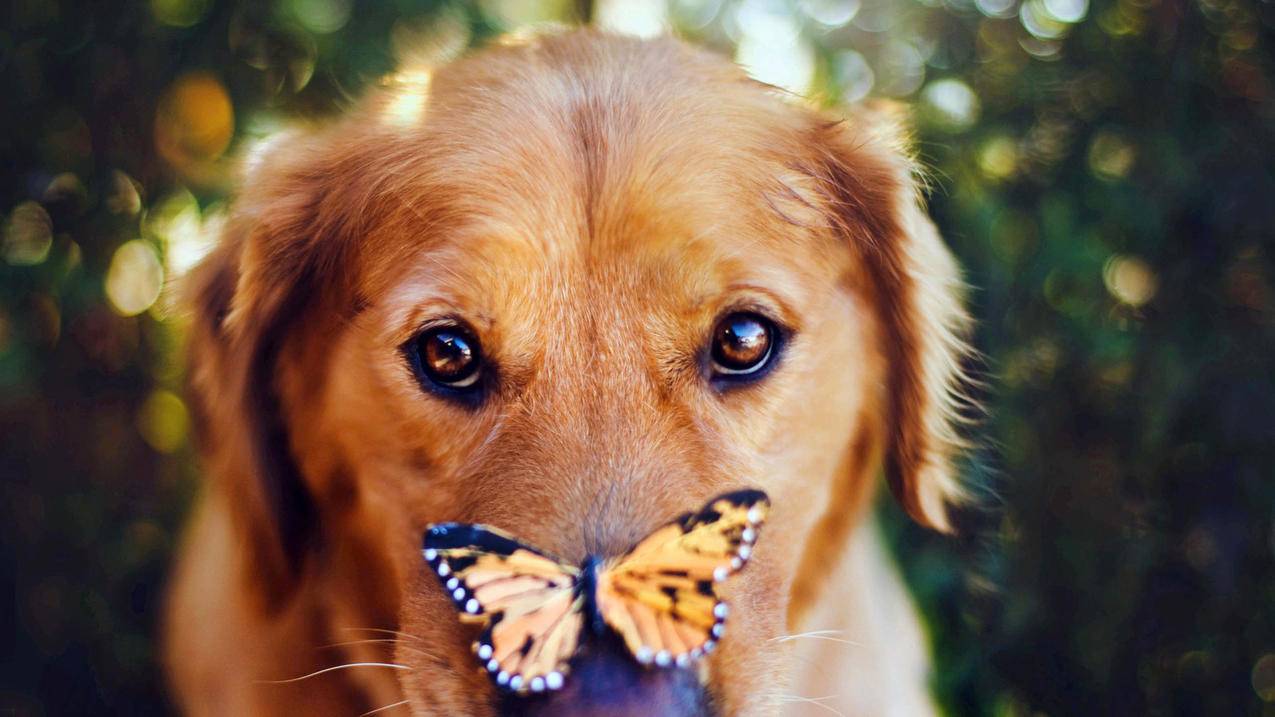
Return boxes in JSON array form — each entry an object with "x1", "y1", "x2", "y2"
[{"x1": 163, "y1": 30, "x2": 970, "y2": 716}]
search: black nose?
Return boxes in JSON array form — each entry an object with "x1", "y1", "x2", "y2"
[{"x1": 499, "y1": 632, "x2": 712, "y2": 717}]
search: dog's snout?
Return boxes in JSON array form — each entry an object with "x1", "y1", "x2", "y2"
[{"x1": 499, "y1": 635, "x2": 710, "y2": 717}]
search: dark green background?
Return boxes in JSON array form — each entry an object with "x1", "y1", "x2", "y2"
[{"x1": 2, "y1": 0, "x2": 1273, "y2": 714}]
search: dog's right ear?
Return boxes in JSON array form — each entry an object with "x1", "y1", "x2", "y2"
[
  {"x1": 799, "y1": 102, "x2": 975, "y2": 533},
  {"x1": 183, "y1": 129, "x2": 376, "y2": 610}
]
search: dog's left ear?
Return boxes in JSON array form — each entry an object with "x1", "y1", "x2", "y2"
[
  {"x1": 803, "y1": 102, "x2": 973, "y2": 532},
  {"x1": 181, "y1": 126, "x2": 383, "y2": 608}
]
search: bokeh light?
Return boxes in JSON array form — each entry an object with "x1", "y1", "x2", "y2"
[
  {"x1": 976, "y1": 0, "x2": 1018, "y2": 19},
  {"x1": 145, "y1": 188, "x2": 218, "y2": 278},
  {"x1": 921, "y1": 78, "x2": 980, "y2": 131},
  {"x1": 1254, "y1": 653, "x2": 1275, "y2": 702},
  {"x1": 285, "y1": 0, "x2": 352, "y2": 34},
  {"x1": 979, "y1": 135, "x2": 1020, "y2": 179},
  {"x1": 3, "y1": 202, "x2": 53, "y2": 267},
  {"x1": 835, "y1": 49, "x2": 876, "y2": 102},
  {"x1": 105, "y1": 240, "x2": 164, "y2": 317},
  {"x1": 1088, "y1": 130, "x2": 1135, "y2": 180},
  {"x1": 598, "y1": 0, "x2": 670, "y2": 37},
  {"x1": 392, "y1": 10, "x2": 472, "y2": 67},
  {"x1": 798, "y1": 0, "x2": 860, "y2": 27},
  {"x1": 669, "y1": 0, "x2": 724, "y2": 29},
  {"x1": 105, "y1": 171, "x2": 144, "y2": 217},
  {"x1": 875, "y1": 40, "x2": 926, "y2": 96},
  {"x1": 733, "y1": 0, "x2": 816, "y2": 94},
  {"x1": 154, "y1": 72, "x2": 234, "y2": 179},
  {"x1": 149, "y1": 0, "x2": 209, "y2": 27},
  {"x1": 480, "y1": 0, "x2": 575, "y2": 27},
  {"x1": 136, "y1": 390, "x2": 190, "y2": 454},
  {"x1": 383, "y1": 70, "x2": 433, "y2": 127},
  {"x1": 1103, "y1": 254, "x2": 1158, "y2": 307},
  {"x1": 1020, "y1": 0, "x2": 1071, "y2": 39},
  {"x1": 1043, "y1": 0, "x2": 1088, "y2": 24}
]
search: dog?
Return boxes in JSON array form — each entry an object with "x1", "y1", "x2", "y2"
[{"x1": 162, "y1": 29, "x2": 970, "y2": 716}]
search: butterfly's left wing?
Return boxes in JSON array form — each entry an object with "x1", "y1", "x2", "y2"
[
  {"x1": 594, "y1": 489, "x2": 769, "y2": 668},
  {"x1": 423, "y1": 524, "x2": 583, "y2": 694}
]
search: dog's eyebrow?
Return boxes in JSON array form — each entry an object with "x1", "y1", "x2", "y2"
[
  {"x1": 761, "y1": 173, "x2": 826, "y2": 230},
  {"x1": 762, "y1": 189, "x2": 829, "y2": 231},
  {"x1": 761, "y1": 191, "x2": 811, "y2": 229},
  {"x1": 382, "y1": 298, "x2": 480, "y2": 346},
  {"x1": 687, "y1": 283, "x2": 802, "y2": 331}
]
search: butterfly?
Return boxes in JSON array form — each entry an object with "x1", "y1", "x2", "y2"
[{"x1": 421, "y1": 489, "x2": 769, "y2": 695}]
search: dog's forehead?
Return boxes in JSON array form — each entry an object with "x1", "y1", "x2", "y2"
[
  {"x1": 376, "y1": 36, "x2": 823, "y2": 242},
  {"x1": 406, "y1": 141, "x2": 822, "y2": 268},
  {"x1": 359, "y1": 36, "x2": 851, "y2": 339}
]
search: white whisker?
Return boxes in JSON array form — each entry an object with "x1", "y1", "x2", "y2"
[
  {"x1": 360, "y1": 699, "x2": 410, "y2": 716},
  {"x1": 339, "y1": 627, "x2": 427, "y2": 643},
  {"x1": 777, "y1": 694, "x2": 845, "y2": 717},
  {"x1": 321, "y1": 638, "x2": 439, "y2": 660},
  {"x1": 768, "y1": 630, "x2": 861, "y2": 646},
  {"x1": 256, "y1": 662, "x2": 410, "y2": 684},
  {"x1": 323, "y1": 638, "x2": 399, "y2": 649},
  {"x1": 772, "y1": 629, "x2": 841, "y2": 638}
]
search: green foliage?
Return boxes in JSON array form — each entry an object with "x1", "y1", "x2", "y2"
[{"x1": 1, "y1": 0, "x2": 1273, "y2": 714}]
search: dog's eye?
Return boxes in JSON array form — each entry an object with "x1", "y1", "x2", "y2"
[
  {"x1": 408, "y1": 324, "x2": 483, "y2": 391},
  {"x1": 709, "y1": 312, "x2": 776, "y2": 379}
]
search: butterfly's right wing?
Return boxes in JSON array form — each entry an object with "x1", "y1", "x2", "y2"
[
  {"x1": 423, "y1": 524, "x2": 584, "y2": 694},
  {"x1": 594, "y1": 489, "x2": 769, "y2": 668}
]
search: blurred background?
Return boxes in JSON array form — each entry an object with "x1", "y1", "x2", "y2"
[{"x1": 2, "y1": 0, "x2": 1274, "y2": 714}]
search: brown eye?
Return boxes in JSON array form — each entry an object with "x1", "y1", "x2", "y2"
[
  {"x1": 411, "y1": 325, "x2": 482, "y2": 390},
  {"x1": 710, "y1": 312, "x2": 776, "y2": 377}
]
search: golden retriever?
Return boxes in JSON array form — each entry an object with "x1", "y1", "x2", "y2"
[{"x1": 163, "y1": 29, "x2": 970, "y2": 716}]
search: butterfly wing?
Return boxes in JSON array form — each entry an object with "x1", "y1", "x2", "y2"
[
  {"x1": 594, "y1": 489, "x2": 769, "y2": 667},
  {"x1": 423, "y1": 524, "x2": 583, "y2": 694}
]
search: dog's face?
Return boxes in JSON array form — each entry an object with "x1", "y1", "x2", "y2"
[{"x1": 183, "y1": 32, "x2": 968, "y2": 716}]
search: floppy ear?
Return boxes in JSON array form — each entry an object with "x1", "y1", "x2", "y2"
[
  {"x1": 805, "y1": 103, "x2": 973, "y2": 532},
  {"x1": 183, "y1": 129, "x2": 373, "y2": 609}
]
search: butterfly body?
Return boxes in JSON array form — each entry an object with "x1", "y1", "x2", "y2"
[
  {"x1": 422, "y1": 489, "x2": 769, "y2": 696},
  {"x1": 576, "y1": 554, "x2": 607, "y2": 637}
]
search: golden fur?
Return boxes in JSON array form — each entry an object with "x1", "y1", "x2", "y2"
[{"x1": 163, "y1": 30, "x2": 970, "y2": 716}]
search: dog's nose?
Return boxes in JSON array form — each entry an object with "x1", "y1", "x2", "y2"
[{"x1": 499, "y1": 633, "x2": 711, "y2": 717}]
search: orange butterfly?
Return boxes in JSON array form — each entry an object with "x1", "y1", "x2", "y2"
[{"x1": 421, "y1": 489, "x2": 769, "y2": 695}]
